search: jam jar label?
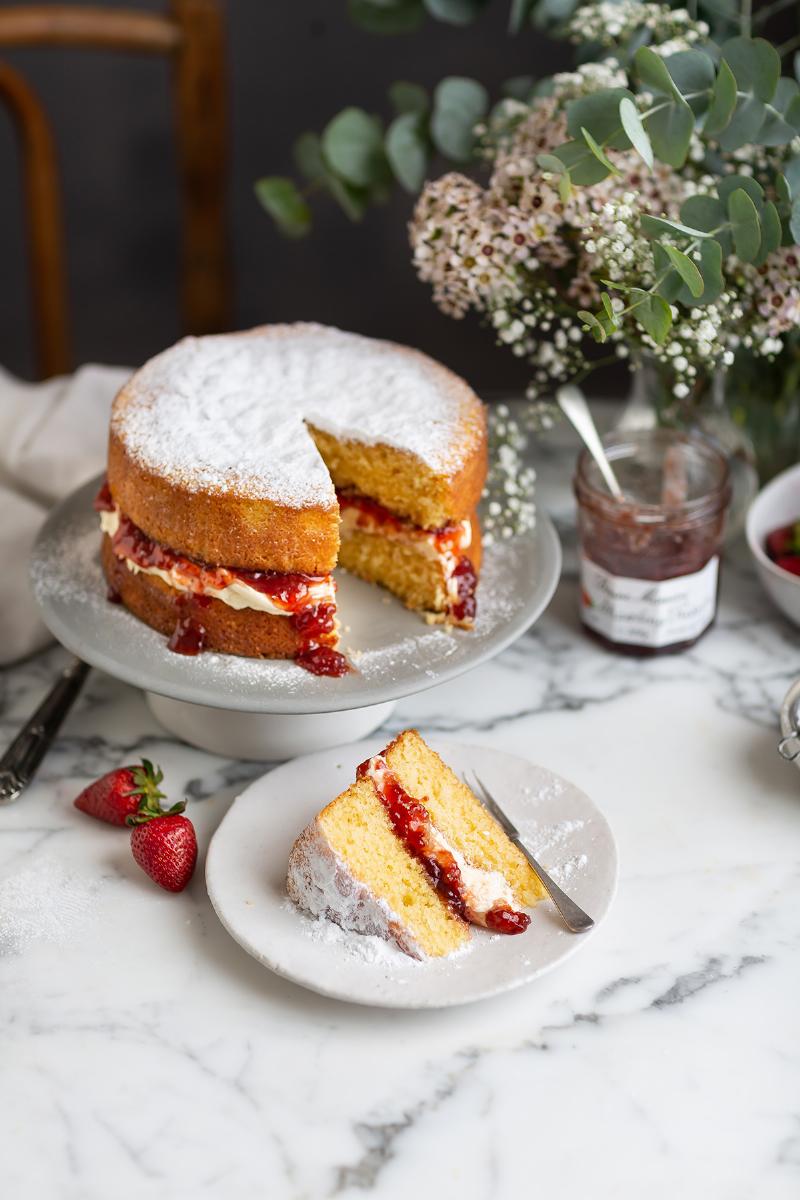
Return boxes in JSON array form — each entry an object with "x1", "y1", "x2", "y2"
[{"x1": 579, "y1": 555, "x2": 719, "y2": 648}]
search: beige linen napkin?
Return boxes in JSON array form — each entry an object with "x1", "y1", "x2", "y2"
[{"x1": 0, "y1": 364, "x2": 129, "y2": 664}]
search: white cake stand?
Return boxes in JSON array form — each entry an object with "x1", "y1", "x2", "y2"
[{"x1": 31, "y1": 477, "x2": 561, "y2": 759}]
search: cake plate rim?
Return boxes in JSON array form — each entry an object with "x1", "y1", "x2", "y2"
[{"x1": 31, "y1": 474, "x2": 561, "y2": 716}]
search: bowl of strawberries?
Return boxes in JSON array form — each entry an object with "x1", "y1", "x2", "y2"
[{"x1": 746, "y1": 462, "x2": 800, "y2": 628}]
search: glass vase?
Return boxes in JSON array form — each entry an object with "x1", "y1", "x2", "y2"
[{"x1": 616, "y1": 354, "x2": 758, "y2": 539}]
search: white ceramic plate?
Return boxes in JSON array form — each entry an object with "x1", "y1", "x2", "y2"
[
  {"x1": 206, "y1": 739, "x2": 618, "y2": 1008},
  {"x1": 31, "y1": 476, "x2": 561, "y2": 714}
]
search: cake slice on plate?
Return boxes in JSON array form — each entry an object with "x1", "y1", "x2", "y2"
[{"x1": 286, "y1": 730, "x2": 545, "y2": 959}]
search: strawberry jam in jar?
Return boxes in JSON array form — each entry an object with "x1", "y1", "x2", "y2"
[{"x1": 574, "y1": 430, "x2": 731, "y2": 655}]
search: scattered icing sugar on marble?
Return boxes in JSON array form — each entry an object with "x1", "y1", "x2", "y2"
[
  {"x1": 113, "y1": 324, "x2": 479, "y2": 505},
  {"x1": 0, "y1": 855, "x2": 100, "y2": 954}
]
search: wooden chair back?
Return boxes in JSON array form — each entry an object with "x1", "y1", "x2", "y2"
[{"x1": 0, "y1": 1, "x2": 230, "y2": 378}]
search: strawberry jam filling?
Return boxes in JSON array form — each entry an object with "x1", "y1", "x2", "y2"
[
  {"x1": 337, "y1": 490, "x2": 478, "y2": 626},
  {"x1": 357, "y1": 755, "x2": 530, "y2": 935},
  {"x1": 95, "y1": 481, "x2": 348, "y2": 676}
]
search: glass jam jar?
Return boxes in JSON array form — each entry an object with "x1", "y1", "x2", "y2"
[{"x1": 574, "y1": 429, "x2": 731, "y2": 655}]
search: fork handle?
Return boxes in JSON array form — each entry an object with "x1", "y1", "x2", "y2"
[
  {"x1": 512, "y1": 837, "x2": 595, "y2": 933},
  {"x1": 0, "y1": 657, "x2": 90, "y2": 805}
]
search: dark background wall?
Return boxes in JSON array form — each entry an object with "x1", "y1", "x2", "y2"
[{"x1": 0, "y1": 0, "x2": 572, "y2": 390}]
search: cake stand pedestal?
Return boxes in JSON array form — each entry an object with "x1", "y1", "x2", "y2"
[
  {"x1": 145, "y1": 693, "x2": 396, "y2": 760},
  {"x1": 32, "y1": 475, "x2": 561, "y2": 762}
]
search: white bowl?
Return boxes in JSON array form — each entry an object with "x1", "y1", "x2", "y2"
[{"x1": 746, "y1": 462, "x2": 800, "y2": 627}]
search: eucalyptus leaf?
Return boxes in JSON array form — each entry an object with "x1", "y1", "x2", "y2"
[
  {"x1": 323, "y1": 108, "x2": 388, "y2": 187},
  {"x1": 581, "y1": 126, "x2": 618, "y2": 174},
  {"x1": 721, "y1": 36, "x2": 780, "y2": 103},
  {"x1": 325, "y1": 173, "x2": 369, "y2": 221},
  {"x1": 785, "y1": 156, "x2": 800, "y2": 197},
  {"x1": 577, "y1": 309, "x2": 607, "y2": 343},
  {"x1": 758, "y1": 77, "x2": 800, "y2": 145},
  {"x1": 716, "y1": 174, "x2": 763, "y2": 206},
  {"x1": 755, "y1": 201, "x2": 782, "y2": 264},
  {"x1": 509, "y1": 0, "x2": 534, "y2": 34},
  {"x1": 254, "y1": 177, "x2": 311, "y2": 238},
  {"x1": 293, "y1": 132, "x2": 326, "y2": 182},
  {"x1": 389, "y1": 81, "x2": 429, "y2": 115},
  {"x1": 719, "y1": 36, "x2": 780, "y2": 151},
  {"x1": 619, "y1": 97, "x2": 653, "y2": 168},
  {"x1": 663, "y1": 49, "x2": 716, "y2": 107},
  {"x1": 791, "y1": 198, "x2": 800, "y2": 245},
  {"x1": 385, "y1": 112, "x2": 428, "y2": 191},
  {"x1": 630, "y1": 289, "x2": 672, "y2": 344},
  {"x1": 663, "y1": 244, "x2": 704, "y2": 297},
  {"x1": 681, "y1": 194, "x2": 731, "y2": 255},
  {"x1": 679, "y1": 194, "x2": 725, "y2": 229},
  {"x1": 718, "y1": 95, "x2": 766, "y2": 150},
  {"x1": 640, "y1": 213, "x2": 714, "y2": 240},
  {"x1": 537, "y1": 153, "x2": 567, "y2": 174},
  {"x1": 558, "y1": 170, "x2": 572, "y2": 203},
  {"x1": 635, "y1": 45, "x2": 682, "y2": 98},
  {"x1": 550, "y1": 138, "x2": 611, "y2": 185},
  {"x1": 567, "y1": 88, "x2": 634, "y2": 148},
  {"x1": 646, "y1": 92, "x2": 694, "y2": 167},
  {"x1": 693, "y1": 239, "x2": 724, "y2": 305},
  {"x1": 424, "y1": 0, "x2": 487, "y2": 25},
  {"x1": 348, "y1": 0, "x2": 425, "y2": 33},
  {"x1": 728, "y1": 187, "x2": 762, "y2": 261},
  {"x1": 653, "y1": 243, "x2": 685, "y2": 302},
  {"x1": 703, "y1": 58, "x2": 737, "y2": 137},
  {"x1": 430, "y1": 76, "x2": 488, "y2": 161}
]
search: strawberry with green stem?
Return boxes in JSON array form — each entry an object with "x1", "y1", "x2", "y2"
[
  {"x1": 127, "y1": 797, "x2": 197, "y2": 893},
  {"x1": 74, "y1": 759, "x2": 168, "y2": 826}
]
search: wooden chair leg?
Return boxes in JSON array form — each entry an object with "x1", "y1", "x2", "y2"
[
  {"x1": 0, "y1": 61, "x2": 70, "y2": 378},
  {"x1": 171, "y1": 0, "x2": 231, "y2": 336}
]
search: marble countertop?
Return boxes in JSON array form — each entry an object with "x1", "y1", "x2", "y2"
[{"x1": 2, "y1": 430, "x2": 799, "y2": 1200}]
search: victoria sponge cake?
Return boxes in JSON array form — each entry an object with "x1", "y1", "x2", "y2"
[{"x1": 97, "y1": 324, "x2": 487, "y2": 675}]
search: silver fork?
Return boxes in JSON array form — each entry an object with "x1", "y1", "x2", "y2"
[{"x1": 465, "y1": 769, "x2": 595, "y2": 934}]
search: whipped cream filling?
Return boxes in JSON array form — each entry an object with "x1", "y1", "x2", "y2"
[
  {"x1": 100, "y1": 507, "x2": 336, "y2": 616},
  {"x1": 363, "y1": 757, "x2": 515, "y2": 923}
]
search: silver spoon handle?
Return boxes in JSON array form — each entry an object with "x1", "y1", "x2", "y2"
[
  {"x1": 510, "y1": 836, "x2": 595, "y2": 934},
  {"x1": 557, "y1": 384, "x2": 624, "y2": 500},
  {"x1": 0, "y1": 657, "x2": 90, "y2": 805}
]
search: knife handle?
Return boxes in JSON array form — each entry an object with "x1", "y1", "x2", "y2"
[{"x1": 0, "y1": 658, "x2": 90, "y2": 805}]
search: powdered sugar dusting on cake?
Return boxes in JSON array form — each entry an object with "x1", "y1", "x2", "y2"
[{"x1": 113, "y1": 324, "x2": 479, "y2": 506}]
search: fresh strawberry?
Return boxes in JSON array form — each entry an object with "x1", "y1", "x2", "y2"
[
  {"x1": 774, "y1": 554, "x2": 800, "y2": 577},
  {"x1": 128, "y1": 799, "x2": 197, "y2": 893},
  {"x1": 74, "y1": 759, "x2": 166, "y2": 826},
  {"x1": 766, "y1": 521, "x2": 800, "y2": 560}
]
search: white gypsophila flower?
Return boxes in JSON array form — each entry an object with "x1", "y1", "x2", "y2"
[
  {"x1": 567, "y1": 2, "x2": 707, "y2": 55},
  {"x1": 482, "y1": 406, "x2": 536, "y2": 544}
]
